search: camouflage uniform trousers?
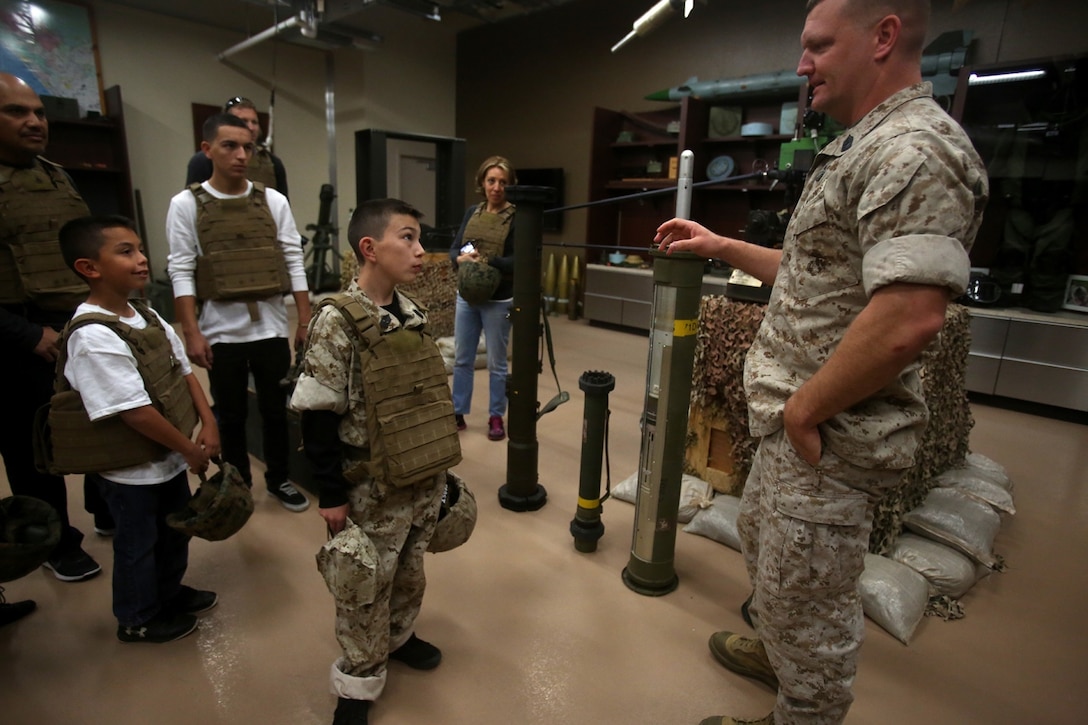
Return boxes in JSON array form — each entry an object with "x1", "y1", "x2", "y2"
[
  {"x1": 737, "y1": 429, "x2": 902, "y2": 724},
  {"x1": 330, "y1": 471, "x2": 444, "y2": 701}
]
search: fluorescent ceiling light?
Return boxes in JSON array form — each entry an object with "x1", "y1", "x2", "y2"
[{"x1": 968, "y1": 69, "x2": 1047, "y2": 86}]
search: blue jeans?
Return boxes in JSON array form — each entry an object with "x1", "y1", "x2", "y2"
[
  {"x1": 452, "y1": 294, "x2": 511, "y2": 418},
  {"x1": 208, "y1": 338, "x2": 291, "y2": 488},
  {"x1": 94, "y1": 471, "x2": 192, "y2": 627}
]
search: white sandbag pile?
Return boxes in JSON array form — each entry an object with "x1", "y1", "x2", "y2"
[
  {"x1": 861, "y1": 451, "x2": 1013, "y2": 643},
  {"x1": 435, "y1": 336, "x2": 488, "y2": 374},
  {"x1": 611, "y1": 471, "x2": 714, "y2": 524}
]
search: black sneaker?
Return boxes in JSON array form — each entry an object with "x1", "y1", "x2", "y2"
[
  {"x1": 117, "y1": 611, "x2": 198, "y2": 643},
  {"x1": 43, "y1": 547, "x2": 102, "y2": 582},
  {"x1": 332, "y1": 697, "x2": 370, "y2": 725},
  {"x1": 0, "y1": 587, "x2": 36, "y2": 628},
  {"x1": 389, "y1": 633, "x2": 441, "y2": 670},
  {"x1": 455, "y1": 414, "x2": 466, "y2": 431},
  {"x1": 267, "y1": 481, "x2": 310, "y2": 512},
  {"x1": 166, "y1": 585, "x2": 218, "y2": 615}
]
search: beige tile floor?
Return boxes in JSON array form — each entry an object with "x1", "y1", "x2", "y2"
[{"x1": 2, "y1": 315, "x2": 1086, "y2": 725}]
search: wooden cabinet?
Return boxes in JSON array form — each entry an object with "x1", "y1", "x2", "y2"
[
  {"x1": 585, "y1": 88, "x2": 804, "y2": 269},
  {"x1": 45, "y1": 85, "x2": 135, "y2": 220}
]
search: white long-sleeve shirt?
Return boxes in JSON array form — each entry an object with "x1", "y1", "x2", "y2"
[{"x1": 165, "y1": 181, "x2": 308, "y2": 345}]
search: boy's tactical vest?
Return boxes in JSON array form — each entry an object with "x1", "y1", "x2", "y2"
[
  {"x1": 248, "y1": 149, "x2": 278, "y2": 190},
  {"x1": 189, "y1": 182, "x2": 290, "y2": 301},
  {"x1": 456, "y1": 203, "x2": 514, "y2": 304},
  {"x1": 36, "y1": 300, "x2": 199, "y2": 475},
  {"x1": 0, "y1": 159, "x2": 90, "y2": 311},
  {"x1": 316, "y1": 294, "x2": 462, "y2": 488}
]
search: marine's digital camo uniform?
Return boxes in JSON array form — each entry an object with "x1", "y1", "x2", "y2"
[
  {"x1": 289, "y1": 281, "x2": 447, "y2": 702},
  {"x1": 738, "y1": 83, "x2": 988, "y2": 724}
]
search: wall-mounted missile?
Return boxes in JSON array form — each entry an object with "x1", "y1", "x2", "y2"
[{"x1": 645, "y1": 30, "x2": 975, "y2": 104}]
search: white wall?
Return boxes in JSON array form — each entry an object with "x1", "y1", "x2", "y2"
[{"x1": 86, "y1": 1, "x2": 458, "y2": 275}]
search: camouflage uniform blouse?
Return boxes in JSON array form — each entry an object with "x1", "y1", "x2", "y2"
[
  {"x1": 289, "y1": 281, "x2": 429, "y2": 449},
  {"x1": 744, "y1": 83, "x2": 988, "y2": 471}
]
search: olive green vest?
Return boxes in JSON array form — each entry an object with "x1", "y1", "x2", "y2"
[
  {"x1": 36, "y1": 300, "x2": 199, "y2": 475},
  {"x1": 462, "y1": 202, "x2": 514, "y2": 260},
  {"x1": 248, "y1": 149, "x2": 278, "y2": 190},
  {"x1": 316, "y1": 294, "x2": 462, "y2": 488},
  {"x1": 189, "y1": 182, "x2": 290, "y2": 301},
  {"x1": 0, "y1": 158, "x2": 90, "y2": 311}
]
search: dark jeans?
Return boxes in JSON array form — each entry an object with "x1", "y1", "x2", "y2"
[
  {"x1": 0, "y1": 338, "x2": 85, "y2": 554},
  {"x1": 208, "y1": 338, "x2": 291, "y2": 488},
  {"x1": 94, "y1": 471, "x2": 192, "y2": 627}
]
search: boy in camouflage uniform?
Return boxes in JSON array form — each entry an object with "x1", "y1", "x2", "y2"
[
  {"x1": 655, "y1": 1, "x2": 988, "y2": 723},
  {"x1": 290, "y1": 199, "x2": 458, "y2": 725}
]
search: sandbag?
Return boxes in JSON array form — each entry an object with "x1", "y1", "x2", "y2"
[
  {"x1": 613, "y1": 471, "x2": 713, "y2": 524},
  {"x1": 964, "y1": 452, "x2": 1012, "y2": 490},
  {"x1": 858, "y1": 553, "x2": 929, "y2": 645},
  {"x1": 932, "y1": 467, "x2": 1016, "y2": 515},
  {"x1": 901, "y1": 487, "x2": 1003, "y2": 570},
  {"x1": 889, "y1": 532, "x2": 980, "y2": 598},
  {"x1": 683, "y1": 493, "x2": 743, "y2": 551}
]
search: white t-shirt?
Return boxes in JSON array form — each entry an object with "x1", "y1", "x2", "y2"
[
  {"x1": 64, "y1": 302, "x2": 192, "y2": 485},
  {"x1": 165, "y1": 180, "x2": 309, "y2": 345}
]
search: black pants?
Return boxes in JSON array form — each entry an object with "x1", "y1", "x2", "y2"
[
  {"x1": 93, "y1": 471, "x2": 191, "y2": 627},
  {"x1": 207, "y1": 338, "x2": 291, "y2": 488},
  {"x1": 0, "y1": 343, "x2": 89, "y2": 554}
]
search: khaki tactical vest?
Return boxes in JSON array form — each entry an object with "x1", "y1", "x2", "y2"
[
  {"x1": 248, "y1": 149, "x2": 278, "y2": 190},
  {"x1": 35, "y1": 300, "x2": 199, "y2": 475},
  {"x1": 189, "y1": 182, "x2": 290, "y2": 301},
  {"x1": 0, "y1": 159, "x2": 90, "y2": 311},
  {"x1": 317, "y1": 294, "x2": 462, "y2": 488},
  {"x1": 462, "y1": 202, "x2": 514, "y2": 260},
  {"x1": 457, "y1": 203, "x2": 514, "y2": 303}
]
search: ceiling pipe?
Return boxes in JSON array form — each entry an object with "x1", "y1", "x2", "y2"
[{"x1": 217, "y1": 12, "x2": 314, "y2": 61}]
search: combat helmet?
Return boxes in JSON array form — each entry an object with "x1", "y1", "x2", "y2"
[
  {"x1": 316, "y1": 518, "x2": 379, "y2": 608},
  {"x1": 0, "y1": 496, "x2": 61, "y2": 582},
  {"x1": 166, "y1": 460, "x2": 254, "y2": 541},
  {"x1": 456, "y1": 261, "x2": 501, "y2": 305},
  {"x1": 428, "y1": 471, "x2": 477, "y2": 553}
]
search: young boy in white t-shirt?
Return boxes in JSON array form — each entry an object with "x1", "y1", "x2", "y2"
[{"x1": 57, "y1": 215, "x2": 220, "y2": 643}]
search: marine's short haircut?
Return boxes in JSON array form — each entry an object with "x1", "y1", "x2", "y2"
[
  {"x1": 202, "y1": 112, "x2": 249, "y2": 143},
  {"x1": 346, "y1": 198, "x2": 424, "y2": 264},
  {"x1": 59, "y1": 215, "x2": 137, "y2": 277}
]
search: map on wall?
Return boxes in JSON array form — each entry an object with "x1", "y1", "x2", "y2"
[{"x1": 0, "y1": 0, "x2": 102, "y2": 115}]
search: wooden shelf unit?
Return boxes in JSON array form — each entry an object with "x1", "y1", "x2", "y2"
[
  {"x1": 585, "y1": 87, "x2": 804, "y2": 267},
  {"x1": 46, "y1": 85, "x2": 135, "y2": 221}
]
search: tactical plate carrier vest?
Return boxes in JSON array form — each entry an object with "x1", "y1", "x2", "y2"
[
  {"x1": 457, "y1": 202, "x2": 514, "y2": 304},
  {"x1": 0, "y1": 159, "x2": 90, "y2": 311},
  {"x1": 36, "y1": 300, "x2": 198, "y2": 475},
  {"x1": 189, "y1": 182, "x2": 290, "y2": 301},
  {"x1": 317, "y1": 294, "x2": 462, "y2": 488},
  {"x1": 248, "y1": 149, "x2": 278, "y2": 190}
]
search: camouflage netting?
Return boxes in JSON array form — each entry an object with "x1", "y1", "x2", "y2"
[
  {"x1": 687, "y1": 298, "x2": 975, "y2": 555},
  {"x1": 340, "y1": 250, "x2": 456, "y2": 338},
  {"x1": 687, "y1": 296, "x2": 766, "y2": 492}
]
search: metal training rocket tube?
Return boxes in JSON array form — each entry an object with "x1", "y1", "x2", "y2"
[
  {"x1": 570, "y1": 371, "x2": 616, "y2": 553},
  {"x1": 622, "y1": 150, "x2": 702, "y2": 596},
  {"x1": 498, "y1": 185, "x2": 554, "y2": 512}
]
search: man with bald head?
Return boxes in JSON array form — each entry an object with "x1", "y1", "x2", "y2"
[
  {"x1": 656, "y1": 1, "x2": 987, "y2": 723},
  {"x1": 0, "y1": 73, "x2": 102, "y2": 604}
]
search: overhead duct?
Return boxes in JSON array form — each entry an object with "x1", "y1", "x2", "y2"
[{"x1": 218, "y1": 4, "x2": 383, "y2": 59}]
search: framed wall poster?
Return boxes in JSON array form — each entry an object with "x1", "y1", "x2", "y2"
[
  {"x1": 1063, "y1": 274, "x2": 1088, "y2": 313},
  {"x1": 0, "y1": 0, "x2": 104, "y2": 116}
]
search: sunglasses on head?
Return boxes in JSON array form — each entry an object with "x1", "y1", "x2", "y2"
[{"x1": 224, "y1": 96, "x2": 252, "y2": 110}]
